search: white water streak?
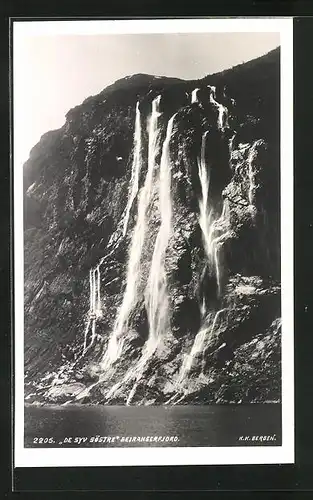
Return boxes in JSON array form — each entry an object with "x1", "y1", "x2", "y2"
[
  {"x1": 122, "y1": 101, "x2": 142, "y2": 237},
  {"x1": 206, "y1": 200, "x2": 231, "y2": 297},
  {"x1": 197, "y1": 130, "x2": 227, "y2": 297},
  {"x1": 91, "y1": 319, "x2": 96, "y2": 345},
  {"x1": 106, "y1": 113, "x2": 177, "y2": 403},
  {"x1": 197, "y1": 131, "x2": 212, "y2": 260},
  {"x1": 83, "y1": 319, "x2": 90, "y2": 352},
  {"x1": 176, "y1": 322, "x2": 209, "y2": 385},
  {"x1": 176, "y1": 308, "x2": 227, "y2": 385},
  {"x1": 145, "y1": 112, "x2": 176, "y2": 351},
  {"x1": 101, "y1": 96, "x2": 162, "y2": 369},
  {"x1": 208, "y1": 85, "x2": 229, "y2": 131},
  {"x1": 197, "y1": 126, "x2": 233, "y2": 298},
  {"x1": 247, "y1": 141, "x2": 259, "y2": 217},
  {"x1": 89, "y1": 269, "x2": 93, "y2": 311},
  {"x1": 191, "y1": 88, "x2": 200, "y2": 104},
  {"x1": 95, "y1": 266, "x2": 102, "y2": 317},
  {"x1": 93, "y1": 270, "x2": 95, "y2": 312},
  {"x1": 83, "y1": 266, "x2": 102, "y2": 353}
]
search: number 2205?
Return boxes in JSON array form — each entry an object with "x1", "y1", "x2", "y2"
[{"x1": 33, "y1": 437, "x2": 55, "y2": 444}]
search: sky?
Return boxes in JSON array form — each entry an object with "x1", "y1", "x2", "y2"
[{"x1": 14, "y1": 30, "x2": 280, "y2": 167}]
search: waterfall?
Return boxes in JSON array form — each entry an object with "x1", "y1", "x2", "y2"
[
  {"x1": 208, "y1": 85, "x2": 229, "y2": 131},
  {"x1": 229, "y1": 132, "x2": 237, "y2": 153},
  {"x1": 90, "y1": 269, "x2": 94, "y2": 312},
  {"x1": 172, "y1": 308, "x2": 227, "y2": 391},
  {"x1": 247, "y1": 141, "x2": 259, "y2": 219},
  {"x1": 95, "y1": 266, "x2": 101, "y2": 316},
  {"x1": 145, "y1": 112, "x2": 177, "y2": 352},
  {"x1": 197, "y1": 131, "x2": 212, "y2": 260},
  {"x1": 200, "y1": 139, "x2": 258, "y2": 298},
  {"x1": 102, "y1": 112, "x2": 177, "y2": 403},
  {"x1": 191, "y1": 88, "x2": 200, "y2": 104},
  {"x1": 77, "y1": 85, "x2": 238, "y2": 403},
  {"x1": 83, "y1": 319, "x2": 90, "y2": 352},
  {"x1": 176, "y1": 321, "x2": 209, "y2": 385},
  {"x1": 83, "y1": 266, "x2": 102, "y2": 353},
  {"x1": 197, "y1": 125, "x2": 232, "y2": 298},
  {"x1": 122, "y1": 101, "x2": 142, "y2": 237},
  {"x1": 83, "y1": 269, "x2": 95, "y2": 352},
  {"x1": 205, "y1": 200, "x2": 232, "y2": 297},
  {"x1": 101, "y1": 95, "x2": 162, "y2": 370},
  {"x1": 197, "y1": 130, "x2": 227, "y2": 298},
  {"x1": 172, "y1": 129, "x2": 231, "y2": 388},
  {"x1": 96, "y1": 101, "x2": 142, "y2": 262}
]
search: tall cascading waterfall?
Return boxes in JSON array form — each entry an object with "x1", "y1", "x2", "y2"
[
  {"x1": 77, "y1": 97, "x2": 158, "y2": 373},
  {"x1": 246, "y1": 140, "x2": 259, "y2": 220},
  {"x1": 101, "y1": 95, "x2": 162, "y2": 370},
  {"x1": 203, "y1": 130, "x2": 261, "y2": 300},
  {"x1": 200, "y1": 88, "x2": 231, "y2": 297},
  {"x1": 122, "y1": 101, "x2": 142, "y2": 237},
  {"x1": 93, "y1": 103, "x2": 142, "y2": 273},
  {"x1": 175, "y1": 137, "x2": 262, "y2": 388},
  {"x1": 197, "y1": 130, "x2": 212, "y2": 263},
  {"x1": 171, "y1": 90, "x2": 232, "y2": 392},
  {"x1": 105, "y1": 112, "x2": 178, "y2": 404},
  {"x1": 145, "y1": 112, "x2": 177, "y2": 352},
  {"x1": 170, "y1": 128, "x2": 227, "y2": 390},
  {"x1": 197, "y1": 125, "x2": 230, "y2": 302}
]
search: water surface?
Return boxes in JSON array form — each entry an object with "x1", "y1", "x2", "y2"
[{"x1": 25, "y1": 404, "x2": 281, "y2": 448}]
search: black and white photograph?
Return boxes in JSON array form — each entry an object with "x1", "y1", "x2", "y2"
[{"x1": 13, "y1": 18, "x2": 294, "y2": 467}]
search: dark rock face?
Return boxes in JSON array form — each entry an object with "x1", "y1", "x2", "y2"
[{"x1": 24, "y1": 48, "x2": 281, "y2": 405}]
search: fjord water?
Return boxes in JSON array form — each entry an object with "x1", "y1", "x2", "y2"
[{"x1": 25, "y1": 404, "x2": 281, "y2": 448}]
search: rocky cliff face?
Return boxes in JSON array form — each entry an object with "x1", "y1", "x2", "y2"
[{"x1": 24, "y1": 48, "x2": 281, "y2": 405}]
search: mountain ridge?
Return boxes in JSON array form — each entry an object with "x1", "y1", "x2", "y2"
[
  {"x1": 24, "y1": 46, "x2": 280, "y2": 176},
  {"x1": 23, "y1": 46, "x2": 281, "y2": 406}
]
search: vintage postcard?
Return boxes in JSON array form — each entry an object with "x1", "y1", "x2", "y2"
[{"x1": 13, "y1": 18, "x2": 294, "y2": 467}]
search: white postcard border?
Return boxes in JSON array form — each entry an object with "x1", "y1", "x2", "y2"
[{"x1": 13, "y1": 17, "x2": 294, "y2": 467}]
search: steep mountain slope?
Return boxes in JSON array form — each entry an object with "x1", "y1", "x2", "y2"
[{"x1": 23, "y1": 47, "x2": 281, "y2": 405}]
